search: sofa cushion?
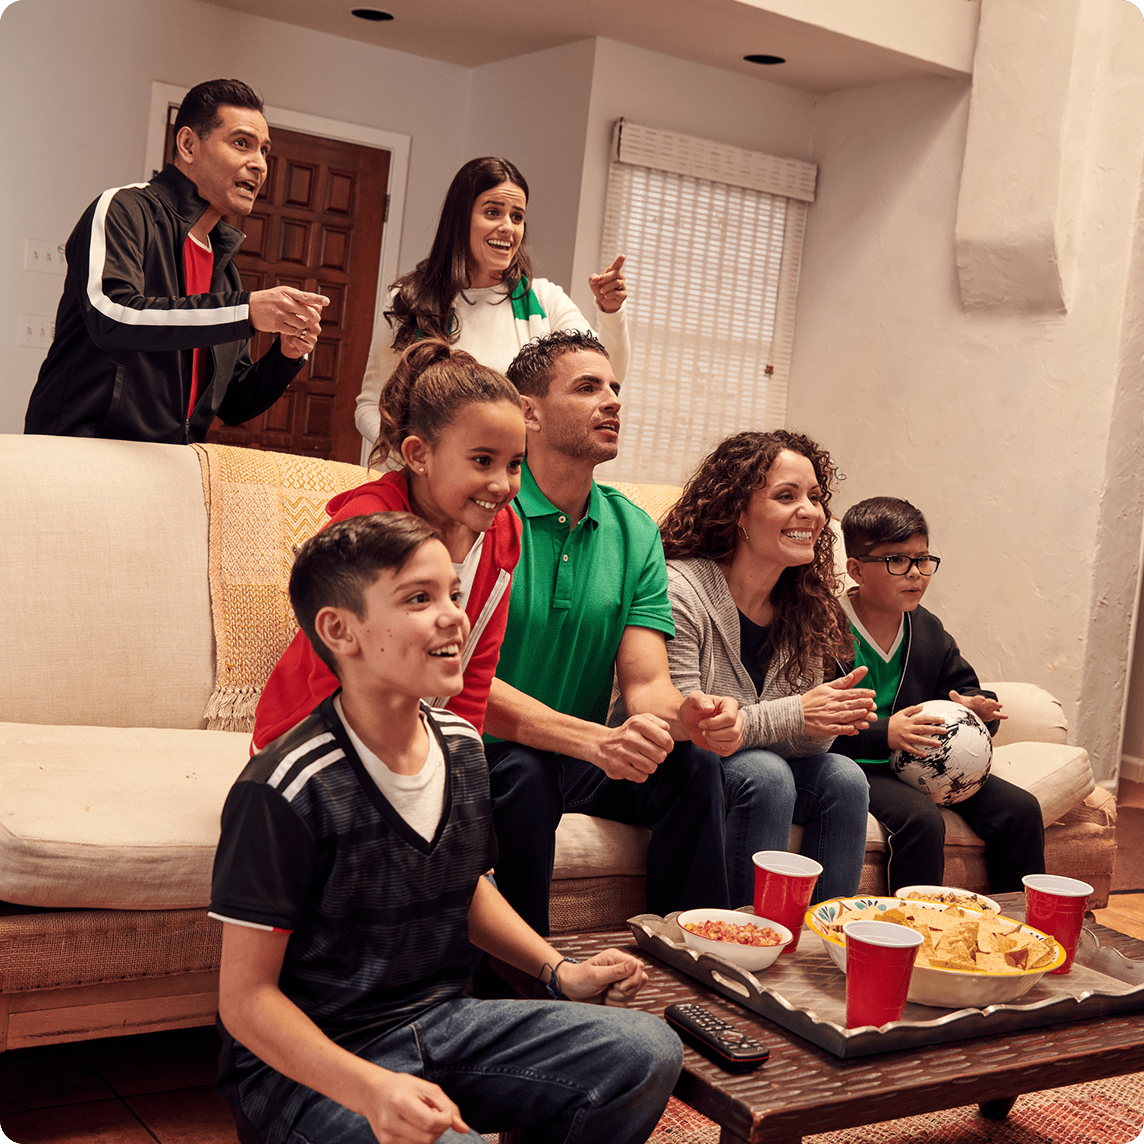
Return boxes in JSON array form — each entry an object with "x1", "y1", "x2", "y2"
[
  {"x1": 0, "y1": 723, "x2": 250, "y2": 910},
  {"x1": 984, "y1": 682, "x2": 1070, "y2": 747},
  {"x1": 553, "y1": 814, "x2": 650, "y2": 879},
  {"x1": 991, "y1": 741, "x2": 1094, "y2": 824},
  {"x1": 0, "y1": 436, "x2": 216, "y2": 730}
]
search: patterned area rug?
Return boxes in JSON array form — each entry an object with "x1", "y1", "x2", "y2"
[{"x1": 645, "y1": 1073, "x2": 1144, "y2": 1143}]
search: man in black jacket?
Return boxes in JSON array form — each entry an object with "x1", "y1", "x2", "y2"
[{"x1": 25, "y1": 78, "x2": 328, "y2": 444}]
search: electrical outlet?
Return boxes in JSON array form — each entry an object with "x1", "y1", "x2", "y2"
[
  {"x1": 18, "y1": 314, "x2": 54, "y2": 349},
  {"x1": 24, "y1": 239, "x2": 67, "y2": 275}
]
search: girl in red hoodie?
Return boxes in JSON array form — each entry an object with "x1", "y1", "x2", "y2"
[{"x1": 253, "y1": 340, "x2": 524, "y2": 747}]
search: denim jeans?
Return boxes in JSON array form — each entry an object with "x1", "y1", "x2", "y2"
[
  {"x1": 485, "y1": 740, "x2": 729, "y2": 935},
  {"x1": 282, "y1": 997, "x2": 682, "y2": 1144},
  {"x1": 717, "y1": 747, "x2": 870, "y2": 906}
]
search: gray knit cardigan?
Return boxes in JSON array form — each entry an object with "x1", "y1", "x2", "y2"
[{"x1": 665, "y1": 557, "x2": 836, "y2": 760}]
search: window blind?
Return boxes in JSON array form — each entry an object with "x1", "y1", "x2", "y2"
[{"x1": 595, "y1": 120, "x2": 815, "y2": 487}]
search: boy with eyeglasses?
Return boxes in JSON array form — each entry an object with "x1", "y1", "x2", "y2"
[{"x1": 837, "y1": 497, "x2": 1044, "y2": 894}]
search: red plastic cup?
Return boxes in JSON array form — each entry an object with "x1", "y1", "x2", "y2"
[
  {"x1": 843, "y1": 920, "x2": 924, "y2": 1028},
  {"x1": 1023, "y1": 874, "x2": 1093, "y2": 974},
  {"x1": 752, "y1": 850, "x2": 822, "y2": 955}
]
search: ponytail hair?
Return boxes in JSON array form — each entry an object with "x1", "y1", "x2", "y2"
[{"x1": 369, "y1": 339, "x2": 520, "y2": 470}]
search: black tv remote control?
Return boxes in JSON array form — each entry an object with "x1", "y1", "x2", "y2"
[{"x1": 664, "y1": 1002, "x2": 771, "y2": 1071}]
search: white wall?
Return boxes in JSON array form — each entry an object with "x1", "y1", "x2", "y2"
[
  {"x1": 0, "y1": 0, "x2": 473, "y2": 432},
  {"x1": 789, "y1": 0, "x2": 1144, "y2": 783},
  {"x1": 465, "y1": 39, "x2": 597, "y2": 289}
]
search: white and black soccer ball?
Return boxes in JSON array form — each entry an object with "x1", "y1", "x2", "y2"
[{"x1": 889, "y1": 699, "x2": 992, "y2": 805}]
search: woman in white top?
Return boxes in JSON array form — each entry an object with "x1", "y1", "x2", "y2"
[{"x1": 355, "y1": 156, "x2": 628, "y2": 458}]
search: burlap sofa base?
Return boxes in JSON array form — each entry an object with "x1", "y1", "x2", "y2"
[{"x1": 0, "y1": 905, "x2": 220, "y2": 1051}]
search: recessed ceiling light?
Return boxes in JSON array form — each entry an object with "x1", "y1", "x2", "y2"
[
  {"x1": 352, "y1": 8, "x2": 394, "y2": 20},
  {"x1": 744, "y1": 54, "x2": 785, "y2": 66}
]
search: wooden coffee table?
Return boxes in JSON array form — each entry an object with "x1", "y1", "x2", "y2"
[{"x1": 555, "y1": 899, "x2": 1144, "y2": 1144}]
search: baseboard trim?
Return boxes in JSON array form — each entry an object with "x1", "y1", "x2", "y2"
[{"x1": 1121, "y1": 755, "x2": 1144, "y2": 785}]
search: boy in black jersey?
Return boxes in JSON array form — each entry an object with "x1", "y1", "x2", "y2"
[
  {"x1": 210, "y1": 513, "x2": 681, "y2": 1144},
  {"x1": 837, "y1": 497, "x2": 1044, "y2": 895}
]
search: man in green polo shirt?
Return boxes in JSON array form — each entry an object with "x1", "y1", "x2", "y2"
[{"x1": 483, "y1": 330, "x2": 744, "y2": 935}]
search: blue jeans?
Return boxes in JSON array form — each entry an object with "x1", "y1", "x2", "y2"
[
  {"x1": 718, "y1": 747, "x2": 870, "y2": 906},
  {"x1": 282, "y1": 997, "x2": 682, "y2": 1144}
]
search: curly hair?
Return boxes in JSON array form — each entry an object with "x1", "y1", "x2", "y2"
[
  {"x1": 386, "y1": 157, "x2": 535, "y2": 348},
  {"x1": 660, "y1": 429, "x2": 852, "y2": 687}
]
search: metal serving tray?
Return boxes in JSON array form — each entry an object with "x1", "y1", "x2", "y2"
[{"x1": 628, "y1": 910, "x2": 1144, "y2": 1058}]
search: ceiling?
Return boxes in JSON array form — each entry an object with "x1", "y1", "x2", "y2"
[{"x1": 203, "y1": 0, "x2": 961, "y2": 94}]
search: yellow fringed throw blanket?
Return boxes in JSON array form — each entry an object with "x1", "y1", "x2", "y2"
[{"x1": 192, "y1": 444, "x2": 368, "y2": 732}]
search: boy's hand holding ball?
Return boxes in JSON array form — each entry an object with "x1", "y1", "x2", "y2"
[
  {"x1": 950, "y1": 689, "x2": 1006, "y2": 723},
  {"x1": 887, "y1": 704, "x2": 949, "y2": 756}
]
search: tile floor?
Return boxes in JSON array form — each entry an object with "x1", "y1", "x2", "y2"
[
  {"x1": 3, "y1": 783, "x2": 1142, "y2": 1143},
  {"x1": 0, "y1": 1023, "x2": 234, "y2": 1142}
]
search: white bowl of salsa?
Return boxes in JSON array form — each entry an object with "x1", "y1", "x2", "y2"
[{"x1": 675, "y1": 907, "x2": 792, "y2": 972}]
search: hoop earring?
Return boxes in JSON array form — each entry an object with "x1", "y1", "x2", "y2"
[{"x1": 737, "y1": 524, "x2": 749, "y2": 542}]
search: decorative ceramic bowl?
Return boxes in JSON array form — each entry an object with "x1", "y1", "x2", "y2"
[
  {"x1": 806, "y1": 896, "x2": 1065, "y2": 1008},
  {"x1": 675, "y1": 907, "x2": 793, "y2": 972},
  {"x1": 895, "y1": 885, "x2": 1002, "y2": 914}
]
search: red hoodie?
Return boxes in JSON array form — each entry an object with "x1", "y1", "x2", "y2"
[{"x1": 252, "y1": 470, "x2": 521, "y2": 749}]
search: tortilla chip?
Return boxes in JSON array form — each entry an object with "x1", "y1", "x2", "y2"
[
  {"x1": 942, "y1": 920, "x2": 981, "y2": 948},
  {"x1": 978, "y1": 928, "x2": 1019, "y2": 954},
  {"x1": 933, "y1": 936, "x2": 976, "y2": 968},
  {"x1": 1026, "y1": 941, "x2": 1059, "y2": 969},
  {"x1": 976, "y1": 951, "x2": 1019, "y2": 973},
  {"x1": 819, "y1": 899, "x2": 1058, "y2": 976}
]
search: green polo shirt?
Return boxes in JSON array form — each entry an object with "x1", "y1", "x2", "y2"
[{"x1": 491, "y1": 460, "x2": 675, "y2": 732}]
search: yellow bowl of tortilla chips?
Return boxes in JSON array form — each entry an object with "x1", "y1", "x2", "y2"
[{"x1": 807, "y1": 896, "x2": 1066, "y2": 1009}]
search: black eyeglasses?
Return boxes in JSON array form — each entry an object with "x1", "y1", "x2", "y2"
[{"x1": 855, "y1": 554, "x2": 941, "y2": 576}]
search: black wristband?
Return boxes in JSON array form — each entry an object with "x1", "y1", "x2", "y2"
[{"x1": 541, "y1": 955, "x2": 581, "y2": 1000}]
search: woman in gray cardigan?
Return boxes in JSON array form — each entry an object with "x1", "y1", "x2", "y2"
[{"x1": 660, "y1": 430, "x2": 874, "y2": 905}]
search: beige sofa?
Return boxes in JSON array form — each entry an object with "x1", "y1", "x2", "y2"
[{"x1": 0, "y1": 436, "x2": 1116, "y2": 1050}]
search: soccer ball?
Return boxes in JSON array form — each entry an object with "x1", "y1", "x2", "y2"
[{"x1": 889, "y1": 699, "x2": 992, "y2": 805}]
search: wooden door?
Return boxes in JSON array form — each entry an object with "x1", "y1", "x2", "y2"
[{"x1": 165, "y1": 119, "x2": 389, "y2": 463}]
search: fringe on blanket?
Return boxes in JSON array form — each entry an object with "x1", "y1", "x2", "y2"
[{"x1": 204, "y1": 686, "x2": 262, "y2": 734}]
